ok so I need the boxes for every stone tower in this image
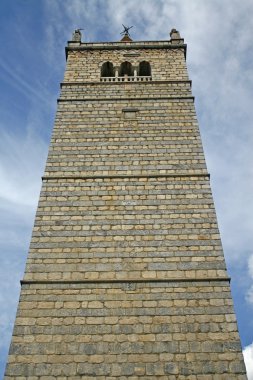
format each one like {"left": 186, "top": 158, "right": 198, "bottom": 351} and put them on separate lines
{"left": 4, "top": 29, "right": 247, "bottom": 379}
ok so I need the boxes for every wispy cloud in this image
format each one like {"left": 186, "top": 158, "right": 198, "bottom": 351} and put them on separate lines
{"left": 246, "top": 255, "right": 253, "bottom": 306}
{"left": 0, "top": 124, "right": 48, "bottom": 374}
{"left": 0, "top": 126, "right": 47, "bottom": 206}
{"left": 0, "top": 57, "right": 53, "bottom": 108}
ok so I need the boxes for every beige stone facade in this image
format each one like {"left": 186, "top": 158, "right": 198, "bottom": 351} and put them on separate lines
{"left": 4, "top": 31, "right": 247, "bottom": 379}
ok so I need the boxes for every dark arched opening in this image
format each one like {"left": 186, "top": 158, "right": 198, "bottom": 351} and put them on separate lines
{"left": 101, "top": 61, "right": 114, "bottom": 77}
{"left": 138, "top": 61, "right": 151, "bottom": 76}
{"left": 119, "top": 61, "right": 134, "bottom": 77}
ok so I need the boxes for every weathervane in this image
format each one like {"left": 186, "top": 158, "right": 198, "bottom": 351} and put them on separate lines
{"left": 120, "top": 24, "right": 133, "bottom": 37}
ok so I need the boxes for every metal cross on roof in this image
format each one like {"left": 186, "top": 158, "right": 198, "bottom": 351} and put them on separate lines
{"left": 120, "top": 24, "right": 133, "bottom": 37}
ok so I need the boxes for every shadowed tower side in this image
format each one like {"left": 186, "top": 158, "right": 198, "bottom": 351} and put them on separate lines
{"left": 4, "top": 28, "right": 247, "bottom": 379}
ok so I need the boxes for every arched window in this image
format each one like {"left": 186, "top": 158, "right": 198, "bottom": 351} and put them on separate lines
{"left": 101, "top": 61, "right": 114, "bottom": 77}
{"left": 138, "top": 61, "right": 151, "bottom": 76}
{"left": 119, "top": 61, "right": 134, "bottom": 77}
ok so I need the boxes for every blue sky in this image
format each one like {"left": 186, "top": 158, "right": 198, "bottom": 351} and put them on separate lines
{"left": 0, "top": 0, "right": 253, "bottom": 378}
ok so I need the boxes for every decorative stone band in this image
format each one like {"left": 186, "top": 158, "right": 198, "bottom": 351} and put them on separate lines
{"left": 65, "top": 42, "right": 187, "bottom": 59}
{"left": 20, "top": 277, "right": 231, "bottom": 285}
{"left": 60, "top": 79, "right": 192, "bottom": 86}
{"left": 57, "top": 95, "right": 195, "bottom": 102}
{"left": 41, "top": 173, "right": 210, "bottom": 181}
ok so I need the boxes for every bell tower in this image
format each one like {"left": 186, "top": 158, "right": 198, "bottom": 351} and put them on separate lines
{"left": 4, "top": 28, "right": 247, "bottom": 379}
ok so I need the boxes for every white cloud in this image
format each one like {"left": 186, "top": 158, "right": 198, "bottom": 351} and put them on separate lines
{"left": 0, "top": 128, "right": 47, "bottom": 207}
{"left": 0, "top": 111, "right": 48, "bottom": 256}
{"left": 247, "top": 288, "right": 253, "bottom": 306}
{"left": 249, "top": 256, "right": 253, "bottom": 278}
{"left": 243, "top": 343, "right": 253, "bottom": 380}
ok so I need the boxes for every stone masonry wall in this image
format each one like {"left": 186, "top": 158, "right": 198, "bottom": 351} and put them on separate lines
{"left": 4, "top": 40, "right": 247, "bottom": 379}
{"left": 45, "top": 97, "right": 205, "bottom": 177}
{"left": 24, "top": 176, "right": 226, "bottom": 282}
{"left": 6, "top": 281, "right": 245, "bottom": 379}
